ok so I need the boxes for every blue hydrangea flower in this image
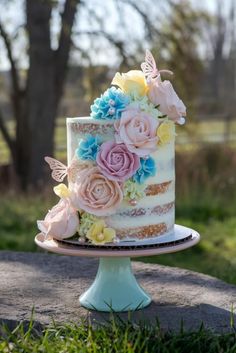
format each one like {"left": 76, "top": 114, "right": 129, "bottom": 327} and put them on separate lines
{"left": 133, "top": 157, "right": 156, "bottom": 184}
{"left": 91, "top": 87, "right": 130, "bottom": 120}
{"left": 76, "top": 134, "right": 101, "bottom": 161}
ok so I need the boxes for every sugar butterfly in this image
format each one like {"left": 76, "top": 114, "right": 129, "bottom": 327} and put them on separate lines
{"left": 44, "top": 157, "right": 68, "bottom": 182}
{"left": 45, "top": 156, "right": 93, "bottom": 183}
{"left": 141, "top": 49, "right": 173, "bottom": 81}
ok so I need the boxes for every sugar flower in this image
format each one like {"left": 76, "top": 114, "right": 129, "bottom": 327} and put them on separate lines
{"left": 134, "top": 95, "right": 161, "bottom": 119}
{"left": 148, "top": 79, "right": 186, "bottom": 122}
{"left": 133, "top": 156, "right": 156, "bottom": 184}
{"left": 91, "top": 87, "right": 130, "bottom": 120}
{"left": 123, "top": 179, "right": 146, "bottom": 202}
{"left": 70, "top": 166, "right": 123, "bottom": 216}
{"left": 115, "top": 105, "right": 159, "bottom": 157}
{"left": 76, "top": 134, "right": 101, "bottom": 161}
{"left": 53, "top": 183, "right": 70, "bottom": 198}
{"left": 96, "top": 141, "right": 140, "bottom": 182}
{"left": 37, "top": 199, "right": 79, "bottom": 240}
{"left": 78, "top": 213, "right": 99, "bottom": 237}
{"left": 86, "top": 220, "right": 116, "bottom": 245}
{"left": 112, "top": 70, "right": 148, "bottom": 97}
{"left": 157, "top": 120, "right": 175, "bottom": 144}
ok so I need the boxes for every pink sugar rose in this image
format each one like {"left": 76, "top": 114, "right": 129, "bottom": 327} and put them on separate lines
{"left": 96, "top": 141, "right": 140, "bottom": 182}
{"left": 71, "top": 166, "right": 123, "bottom": 216}
{"left": 115, "top": 106, "right": 159, "bottom": 157}
{"left": 37, "top": 199, "right": 79, "bottom": 240}
{"left": 148, "top": 79, "right": 186, "bottom": 121}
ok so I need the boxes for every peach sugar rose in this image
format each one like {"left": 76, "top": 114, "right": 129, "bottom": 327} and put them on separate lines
{"left": 71, "top": 166, "right": 123, "bottom": 216}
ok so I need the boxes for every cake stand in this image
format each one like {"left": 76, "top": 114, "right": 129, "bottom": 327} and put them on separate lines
{"left": 35, "top": 224, "right": 200, "bottom": 312}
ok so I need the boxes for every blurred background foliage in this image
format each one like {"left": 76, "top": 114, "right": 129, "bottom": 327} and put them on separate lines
{"left": 0, "top": 0, "right": 236, "bottom": 284}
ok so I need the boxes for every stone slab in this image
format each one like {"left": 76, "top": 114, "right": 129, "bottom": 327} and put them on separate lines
{"left": 0, "top": 251, "right": 236, "bottom": 333}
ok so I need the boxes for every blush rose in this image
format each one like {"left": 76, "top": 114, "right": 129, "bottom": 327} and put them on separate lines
{"left": 148, "top": 79, "right": 186, "bottom": 121}
{"left": 115, "top": 105, "right": 159, "bottom": 157}
{"left": 37, "top": 199, "right": 79, "bottom": 240}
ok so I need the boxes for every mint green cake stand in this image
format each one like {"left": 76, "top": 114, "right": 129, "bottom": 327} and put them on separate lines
{"left": 35, "top": 225, "right": 200, "bottom": 312}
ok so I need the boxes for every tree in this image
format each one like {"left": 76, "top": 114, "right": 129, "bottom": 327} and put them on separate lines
{"left": 201, "top": 0, "right": 236, "bottom": 112}
{"left": 0, "top": 0, "right": 79, "bottom": 189}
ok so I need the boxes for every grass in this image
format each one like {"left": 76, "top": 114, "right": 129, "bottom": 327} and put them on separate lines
{"left": 1, "top": 317, "right": 236, "bottom": 353}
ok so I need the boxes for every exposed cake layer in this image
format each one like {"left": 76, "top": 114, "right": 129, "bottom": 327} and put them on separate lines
{"left": 67, "top": 117, "right": 175, "bottom": 240}
{"left": 116, "top": 223, "right": 168, "bottom": 239}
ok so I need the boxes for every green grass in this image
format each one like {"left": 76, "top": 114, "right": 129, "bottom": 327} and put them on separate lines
{"left": 0, "top": 193, "right": 55, "bottom": 252}
{"left": 1, "top": 317, "right": 236, "bottom": 353}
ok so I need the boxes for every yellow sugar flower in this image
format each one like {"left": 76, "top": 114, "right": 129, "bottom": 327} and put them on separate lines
{"left": 86, "top": 220, "right": 116, "bottom": 245}
{"left": 112, "top": 70, "right": 148, "bottom": 97}
{"left": 53, "top": 183, "right": 70, "bottom": 198}
{"left": 157, "top": 120, "right": 175, "bottom": 145}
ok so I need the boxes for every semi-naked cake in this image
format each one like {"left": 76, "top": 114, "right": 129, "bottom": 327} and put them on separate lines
{"left": 67, "top": 117, "right": 175, "bottom": 240}
{"left": 37, "top": 50, "right": 186, "bottom": 245}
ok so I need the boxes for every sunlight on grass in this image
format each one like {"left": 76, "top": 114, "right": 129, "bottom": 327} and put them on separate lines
{"left": 1, "top": 316, "right": 236, "bottom": 353}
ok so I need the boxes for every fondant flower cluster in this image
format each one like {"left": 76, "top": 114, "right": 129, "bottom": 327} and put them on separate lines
{"left": 38, "top": 50, "right": 186, "bottom": 245}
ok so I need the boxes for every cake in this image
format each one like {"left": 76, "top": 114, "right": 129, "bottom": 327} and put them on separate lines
{"left": 37, "top": 50, "right": 186, "bottom": 245}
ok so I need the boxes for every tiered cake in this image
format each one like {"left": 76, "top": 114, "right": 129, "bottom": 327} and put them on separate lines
{"left": 37, "top": 50, "right": 186, "bottom": 245}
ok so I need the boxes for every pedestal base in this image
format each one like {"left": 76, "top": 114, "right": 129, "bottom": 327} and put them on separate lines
{"left": 35, "top": 225, "right": 200, "bottom": 312}
{"left": 79, "top": 257, "right": 151, "bottom": 312}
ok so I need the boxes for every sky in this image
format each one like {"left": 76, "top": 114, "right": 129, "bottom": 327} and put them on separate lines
{"left": 0, "top": 0, "right": 233, "bottom": 71}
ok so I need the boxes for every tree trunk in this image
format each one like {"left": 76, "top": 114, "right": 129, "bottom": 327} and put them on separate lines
{"left": 15, "top": 0, "right": 79, "bottom": 190}
{"left": 25, "top": 0, "right": 55, "bottom": 188}
{"left": 1, "top": 0, "right": 79, "bottom": 190}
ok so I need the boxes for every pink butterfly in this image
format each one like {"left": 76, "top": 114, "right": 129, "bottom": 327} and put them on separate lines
{"left": 141, "top": 49, "right": 173, "bottom": 81}
{"left": 45, "top": 156, "right": 92, "bottom": 183}
{"left": 44, "top": 157, "right": 68, "bottom": 182}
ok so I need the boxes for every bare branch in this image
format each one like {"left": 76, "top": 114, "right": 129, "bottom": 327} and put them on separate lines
{"left": 118, "top": 0, "right": 159, "bottom": 40}
{"left": 0, "top": 21, "right": 21, "bottom": 98}
{"left": 54, "top": 0, "right": 80, "bottom": 103}
{"left": 75, "top": 30, "right": 133, "bottom": 67}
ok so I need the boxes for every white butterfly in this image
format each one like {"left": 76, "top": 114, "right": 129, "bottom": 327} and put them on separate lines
{"left": 44, "top": 157, "right": 68, "bottom": 182}
{"left": 141, "top": 49, "right": 173, "bottom": 81}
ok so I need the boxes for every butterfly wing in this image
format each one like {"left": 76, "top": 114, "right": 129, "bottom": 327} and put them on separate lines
{"left": 141, "top": 49, "right": 158, "bottom": 80}
{"left": 44, "top": 156, "right": 68, "bottom": 182}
